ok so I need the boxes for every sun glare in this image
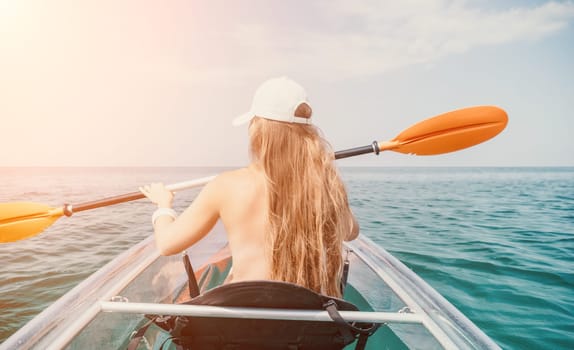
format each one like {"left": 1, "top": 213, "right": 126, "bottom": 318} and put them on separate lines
{"left": 0, "top": 0, "right": 22, "bottom": 19}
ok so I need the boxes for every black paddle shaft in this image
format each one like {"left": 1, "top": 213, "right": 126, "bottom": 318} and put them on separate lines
{"left": 335, "top": 141, "right": 380, "bottom": 160}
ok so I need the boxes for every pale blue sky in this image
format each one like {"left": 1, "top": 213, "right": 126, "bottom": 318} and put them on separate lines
{"left": 1, "top": 0, "right": 573, "bottom": 166}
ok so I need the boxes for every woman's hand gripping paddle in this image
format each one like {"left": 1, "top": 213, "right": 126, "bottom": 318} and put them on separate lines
{"left": 0, "top": 105, "right": 508, "bottom": 243}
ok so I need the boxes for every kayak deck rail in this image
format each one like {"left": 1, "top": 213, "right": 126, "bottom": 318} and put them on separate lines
{"left": 0, "top": 235, "right": 160, "bottom": 350}
{"left": 346, "top": 236, "right": 501, "bottom": 350}
{"left": 100, "top": 300, "right": 424, "bottom": 324}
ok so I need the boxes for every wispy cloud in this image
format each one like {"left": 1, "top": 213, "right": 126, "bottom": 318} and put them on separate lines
{"left": 4, "top": 1, "right": 571, "bottom": 85}
{"left": 174, "top": 0, "right": 574, "bottom": 82}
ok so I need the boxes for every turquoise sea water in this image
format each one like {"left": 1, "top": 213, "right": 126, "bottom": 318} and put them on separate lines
{"left": 0, "top": 167, "right": 573, "bottom": 349}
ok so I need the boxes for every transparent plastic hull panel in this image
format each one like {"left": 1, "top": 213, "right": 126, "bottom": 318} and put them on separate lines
{"left": 2, "top": 223, "right": 499, "bottom": 350}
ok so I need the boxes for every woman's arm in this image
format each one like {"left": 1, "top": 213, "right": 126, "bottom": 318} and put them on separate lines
{"left": 345, "top": 210, "right": 359, "bottom": 241}
{"left": 140, "top": 177, "right": 222, "bottom": 255}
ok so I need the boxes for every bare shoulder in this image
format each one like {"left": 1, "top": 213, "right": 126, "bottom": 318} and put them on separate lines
{"left": 212, "top": 167, "right": 252, "bottom": 186}
{"left": 207, "top": 168, "right": 257, "bottom": 196}
{"left": 209, "top": 167, "right": 264, "bottom": 220}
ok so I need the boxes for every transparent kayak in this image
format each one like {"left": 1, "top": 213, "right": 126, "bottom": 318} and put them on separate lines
{"left": 1, "top": 222, "right": 500, "bottom": 350}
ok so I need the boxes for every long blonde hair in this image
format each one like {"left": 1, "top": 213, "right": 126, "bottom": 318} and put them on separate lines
{"left": 248, "top": 107, "right": 353, "bottom": 297}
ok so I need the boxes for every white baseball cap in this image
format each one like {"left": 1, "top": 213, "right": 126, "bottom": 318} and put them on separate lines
{"left": 232, "top": 76, "right": 312, "bottom": 126}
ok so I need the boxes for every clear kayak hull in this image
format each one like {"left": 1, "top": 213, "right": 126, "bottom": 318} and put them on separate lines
{"left": 1, "top": 222, "right": 499, "bottom": 350}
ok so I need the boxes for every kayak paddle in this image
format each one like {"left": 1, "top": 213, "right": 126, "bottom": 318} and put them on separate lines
{"left": 0, "top": 176, "right": 216, "bottom": 243}
{"left": 335, "top": 105, "right": 507, "bottom": 158}
{"left": 0, "top": 105, "right": 507, "bottom": 243}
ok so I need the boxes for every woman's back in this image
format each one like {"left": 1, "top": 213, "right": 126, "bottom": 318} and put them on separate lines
{"left": 216, "top": 165, "right": 270, "bottom": 283}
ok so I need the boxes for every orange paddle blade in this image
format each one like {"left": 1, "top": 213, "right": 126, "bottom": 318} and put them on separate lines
{"left": 0, "top": 202, "right": 64, "bottom": 243}
{"left": 384, "top": 106, "right": 508, "bottom": 155}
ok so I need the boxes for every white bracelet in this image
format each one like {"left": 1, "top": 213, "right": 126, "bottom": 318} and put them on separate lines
{"left": 152, "top": 207, "right": 177, "bottom": 226}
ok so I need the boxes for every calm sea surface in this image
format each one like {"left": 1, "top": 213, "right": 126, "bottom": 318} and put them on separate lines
{"left": 0, "top": 167, "right": 573, "bottom": 349}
